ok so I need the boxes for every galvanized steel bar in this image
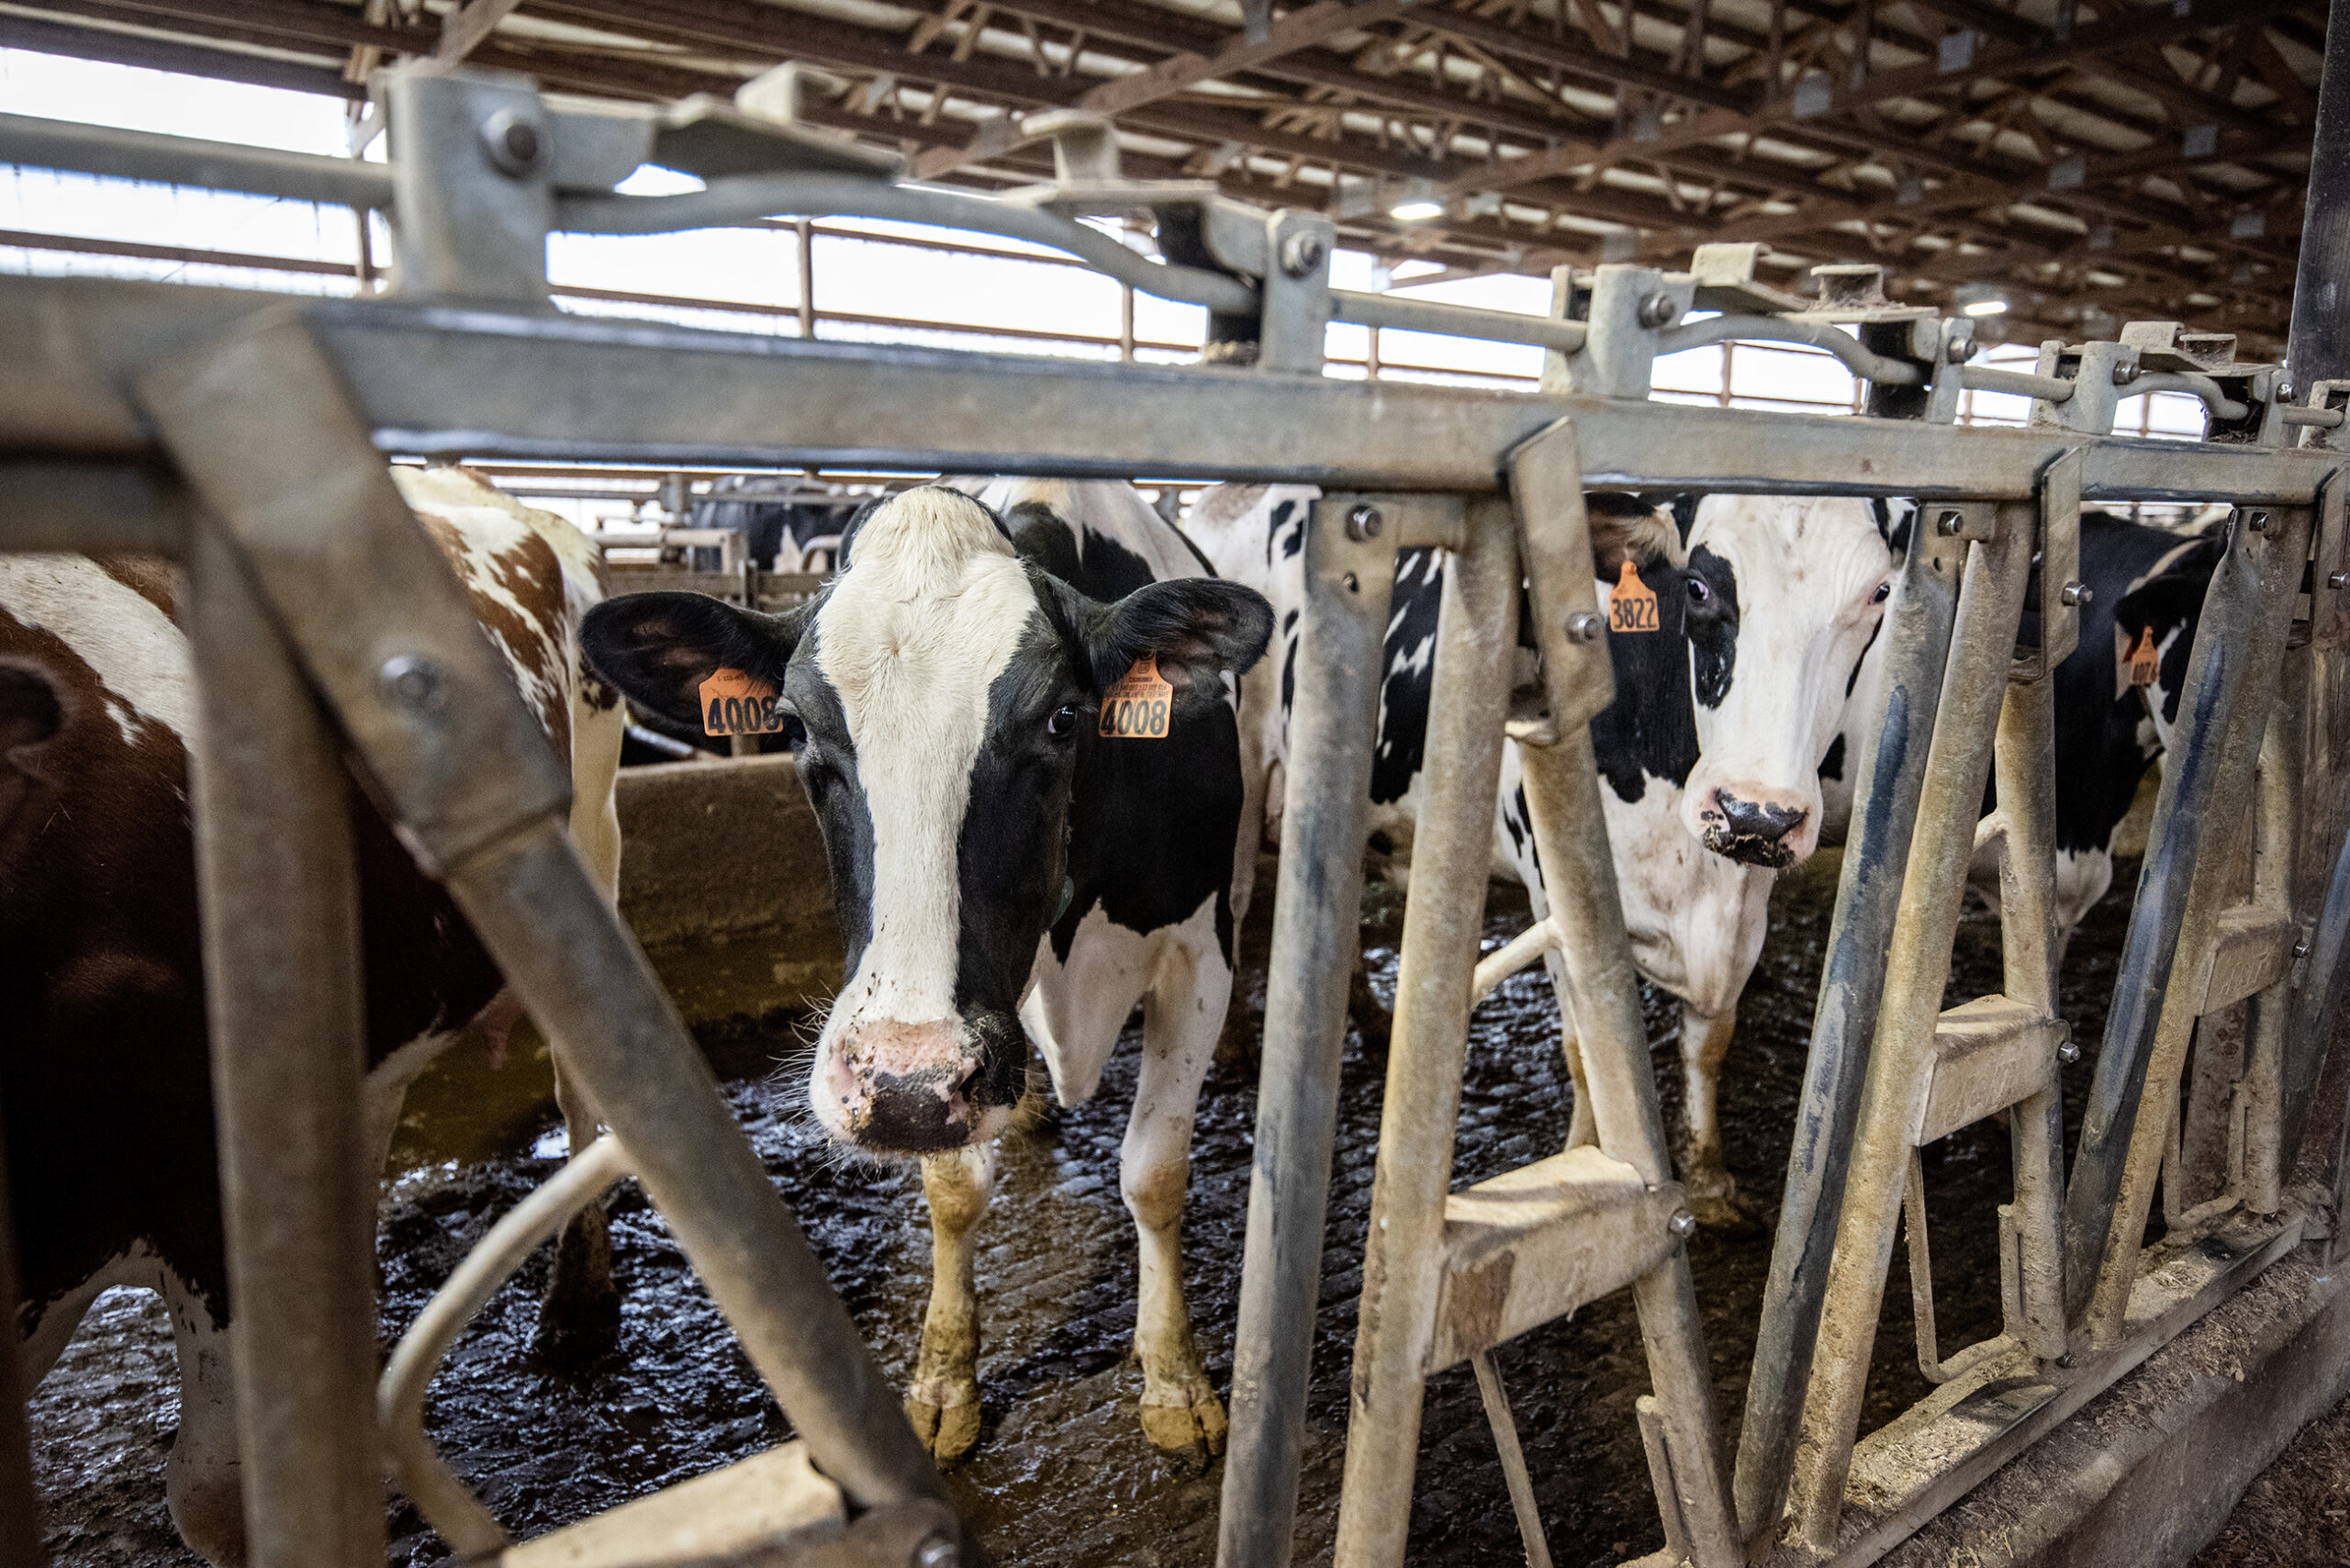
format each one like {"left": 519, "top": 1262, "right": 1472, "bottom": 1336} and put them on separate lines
{"left": 183, "top": 518, "right": 382, "bottom": 1568}
{"left": 1330, "top": 499, "right": 1521, "bottom": 1568}
{"left": 2060, "top": 509, "right": 2288, "bottom": 1320}
{"left": 1217, "top": 498, "right": 1399, "bottom": 1568}
{"left": 1, "top": 279, "right": 2338, "bottom": 505}
{"left": 139, "top": 317, "right": 960, "bottom": 1533}
{"left": 1785, "top": 503, "right": 2036, "bottom": 1550}
{"left": 1732, "top": 514, "right": 1964, "bottom": 1538}
{"left": 1988, "top": 663, "right": 2069, "bottom": 1363}
{"left": 2072, "top": 507, "right": 2314, "bottom": 1344}
{"left": 0, "top": 111, "right": 397, "bottom": 209}
{"left": 1515, "top": 727, "right": 1740, "bottom": 1568}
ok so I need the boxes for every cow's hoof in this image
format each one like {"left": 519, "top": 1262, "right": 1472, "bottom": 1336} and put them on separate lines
{"left": 1139, "top": 1378, "right": 1228, "bottom": 1462}
{"left": 532, "top": 1208, "right": 621, "bottom": 1362}
{"left": 1682, "top": 1170, "right": 1765, "bottom": 1234}
{"left": 905, "top": 1386, "right": 983, "bottom": 1464}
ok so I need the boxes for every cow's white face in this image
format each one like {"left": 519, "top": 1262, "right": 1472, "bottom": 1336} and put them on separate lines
{"left": 582, "top": 487, "right": 1271, "bottom": 1157}
{"left": 1678, "top": 497, "right": 1893, "bottom": 867}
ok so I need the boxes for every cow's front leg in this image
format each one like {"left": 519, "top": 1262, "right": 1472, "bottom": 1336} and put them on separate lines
{"left": 1125, "top": 960, "right": 1227, "bottom": 1461}
{"left": 907, "top": 1142, "right": 995, "bottom": 1462}
{"left": 161, "top": 1269, "right": 246, "bottom": 1568}
{"left": 1677, "top": 1002, "right": 1757, "bottom": 1229}
{"left": 536, "top": 1060, "right": 621, "bottom": 1358}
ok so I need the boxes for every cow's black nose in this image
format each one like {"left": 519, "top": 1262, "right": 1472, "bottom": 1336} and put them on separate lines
{"left": 856, "top": 1070, "right": 969, "bottom": 1153}
{"left": 1707, "top": 791, "right": 1807, "bottom": 868}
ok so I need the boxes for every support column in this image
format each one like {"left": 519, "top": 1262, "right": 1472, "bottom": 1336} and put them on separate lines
{"left": 1218, "top": 498, "right": 1397, "bottom": 1568}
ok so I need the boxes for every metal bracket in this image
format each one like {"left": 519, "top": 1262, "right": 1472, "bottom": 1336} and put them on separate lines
{"left": 2032, "top": 340, "right": 2133, "bottom": 435}
{"left": 1257, "top": 207, "right": 1332, "bottom": 375}
{"left": 2017, "top": 447, "right": 2085, "bottom": 678}
{"left": 1505, "top": 418, "right": 1614, "bottom": 745}
{"left": 1551, "top": 263, "right": 1694, "bottom": 398}
{"left": 2299, "top": 378, "right": 2350, "bottom": 453}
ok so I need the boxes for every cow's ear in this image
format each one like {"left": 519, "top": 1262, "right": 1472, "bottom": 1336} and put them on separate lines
{"left": 2111, "top": 533, "right": 2226, "bottom": 649}
{"left": 1086, "top": 578, "right": 1273, "bottom": 692}
{"left": 581, "top": 592, "right": 810, "bottom": 729}
{"left": 1586, "top": 493, "right": 1683, "bottom": 578}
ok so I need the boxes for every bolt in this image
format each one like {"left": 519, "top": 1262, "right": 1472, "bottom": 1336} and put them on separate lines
{"left": 1279, "top": 230, "right": 1328, "bottom": 279}
{"left": 379, "top": 655, "right": 447, "bottom": 713}
{"left": 1346, "top": 503, "right": 1384, "bottom": 542}
{"left": 2242, "top": 508, "right": 2271, "bottom": 533}
{"left": 1936, "top": 508, "right": 1965, "bottom": 537}
{"left": 1635, "top": 291, "right": 1681, "bottom": 330}
{"left": 2058, "top": 1040, "right": 2081, "bottom": 1065}
{"left": 480, "top": 107, "right": 547, "bottom": 177}
{"left": 2331, "top": 571, "right": 2349, "bottom": 590}
{"left": 1947, "top": 329, "right": 1975, "bottom": 364}
{"left": 913, "top": 1533, "right": 959, "bottom": 1568}
{"left": 1341, "top": 571, "right": 1360, "bottom": 593}
{"left": 2296, "top": 937, "right": 2313, "bottom": 960}
{"left": 1565, "top": 610, "right": 1604, "bottom": 643}
{"left": 2059, "top": 580, "right": 2092, "bottom": 607}
{"left": 2112, "top": 361, "right": 2139, "bottom": 386}
{"left": 1667, "top": 1208, "right": 1698, "bottom": 1240}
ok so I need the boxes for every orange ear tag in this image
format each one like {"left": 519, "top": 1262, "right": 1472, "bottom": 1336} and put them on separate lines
{"left": 1608, "top": 558, "right": 1660, "bottom": 634}
{"left": 1099, "top": 655, "right": 1174, "bottom": 739}
{"left": 699, "top": 666, "right": 788, "bottom": 736}
{"left": 2123, "top": 626, "right": 2161, "bottom": 689}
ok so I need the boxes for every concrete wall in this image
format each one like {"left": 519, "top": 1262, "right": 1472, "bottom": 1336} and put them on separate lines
{"left": 615, "top": 754, "right": 845, "bottom": 1021}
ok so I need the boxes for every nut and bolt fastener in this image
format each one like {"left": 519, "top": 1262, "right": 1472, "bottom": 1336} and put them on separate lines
{"left": 1280, "top": 230, "right": 1328, "bottom": 278}
{"left": 1635, "top": 291, "right": 1681, "bottom": 329}
{"left": 2247, "top": 509, "right": 2271, "bottom": 532}
{"left": 1936, "top": 509, "right": 1964, "bottom": 537}
{"left": 1667, "top": 1208, "right": 1698, "bottom": 1240}
{"left": 2059, "top": 581, "right": 2092, "bottom": 607}
{"left": 2296, "top": 937, "right": 2313, "bottom": 960}
{"left": 2058, "top": 1041, "right": 2081, "bottom": 1065}
{"left": 2112, "top": 362, "right": 2139, "bottom": 386}
{"left": 480, "top": 108, "right": 547, "bottom": 177}
{"left": 1566, "top": 610, "right": 1605, "bottom": 643}
{"left": 379, "top": 655, "right": 448, "bottom": 713}
{"left": 2332, "top": 571, "right": 2350, "bottom": 590}
{"left": 1346, "top": 503, "right": 1384, "bottom": 541}
{"left": 913, "top": 1533, "right": 958, "bottom": 1568}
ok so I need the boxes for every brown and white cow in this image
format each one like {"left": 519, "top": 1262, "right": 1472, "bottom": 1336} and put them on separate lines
{"left": 1, "top": 465, "right": 623, "bottom": 1566}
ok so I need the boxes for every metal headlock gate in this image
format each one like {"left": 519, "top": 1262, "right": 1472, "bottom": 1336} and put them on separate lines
{"left": 4, "top": 19, "right": 2350, "bottom": 1568}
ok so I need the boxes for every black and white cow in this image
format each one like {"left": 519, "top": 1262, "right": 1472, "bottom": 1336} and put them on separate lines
{"left": 1189, "top": 485, "right": 1899, "bottom": 1223}
{"left": 1193, "top": 488, "right": 2226, "bottom": 1224}
{"left": 2, "top": 466, "right": 625, "bottom": 1566}
{"left": 581, "top": 481, "right": 1272, "bottom": 1463}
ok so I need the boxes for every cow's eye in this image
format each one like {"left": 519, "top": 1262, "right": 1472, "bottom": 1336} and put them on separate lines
{"left": 1046, "top": 703, "right": 1080, "bottom": 738}
{"left": 1685, "top": 576, "right": 1711, "bottom": 605}
{"left": 1871, "top": 581, "right": 1892, "bottom": 604}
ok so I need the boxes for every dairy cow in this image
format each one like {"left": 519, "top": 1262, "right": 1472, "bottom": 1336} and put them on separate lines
{"left": 1188, "top": 485, "right": 1897, "bottom": 1223}
{"left": 1, "top": 465, "right": 624, "bottom": 1566}
{"left": 582, "top": 481, "right": 1271, "bottom": 1463}
{"left": 1196, "top": 489, "right": 2226, "bottom": 1223}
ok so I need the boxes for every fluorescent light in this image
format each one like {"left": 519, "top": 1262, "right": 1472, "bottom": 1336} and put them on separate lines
{"left": 1963, "top": 297, "right": 2009, "bottom": 317}
{"left": 1390, "top": 197, "right": 1445, "bottom": 222}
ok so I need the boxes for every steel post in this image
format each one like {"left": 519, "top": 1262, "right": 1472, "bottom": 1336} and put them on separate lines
{"left": 1786, "top": 504, "right": 2035, "bottom": 1550}
{"left": 2073, "top": 508, "right": 2313, "bottom": 1343}
{"left": 1330, "top": 501, "right": 1521, "bottom": 1568}
{"left": 1217, "top": 498, "right": 1398, "bottom": 1568}
{"left": 1733, "top": 512, "right": 1964, "bottom": 1537}
{"left": 140, "top": 319, "right": 959, "bottom": 1535}
{"left": 1988, "top": 665, "right": 2069, "bottom": 1361}
{"left": 1516, "top": 727, "right": 1740, "bottom": 1568}
{"left": 183, "top": 519, "right": 382, "bottom": 1568}
{"left": 2287, "top": 0, "right": 2350, "bottom": 397}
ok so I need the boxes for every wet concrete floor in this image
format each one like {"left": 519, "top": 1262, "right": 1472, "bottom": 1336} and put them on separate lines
{"left": 25, "top": 848, "right": 2195, "bottom": 1566}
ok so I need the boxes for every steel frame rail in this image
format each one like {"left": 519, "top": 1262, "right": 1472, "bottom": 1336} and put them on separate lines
{"left": 4, "top": 50, "right": 2350, "bottom": 1568}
